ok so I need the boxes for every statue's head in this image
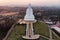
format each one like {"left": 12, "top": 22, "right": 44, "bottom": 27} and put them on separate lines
{"left": 28, "top": 3, "right": 32, "bottom": 8}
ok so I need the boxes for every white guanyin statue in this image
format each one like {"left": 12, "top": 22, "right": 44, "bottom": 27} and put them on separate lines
{"left": 24, "top": 4, "right": 35, "bottom": 21}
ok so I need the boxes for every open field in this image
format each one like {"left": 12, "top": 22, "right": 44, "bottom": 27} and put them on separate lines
{"left": 0, "top": 12, "right": 18, "bottom": 16}
{"left": 7, "top": 22, "right": 59, "bottom": 40}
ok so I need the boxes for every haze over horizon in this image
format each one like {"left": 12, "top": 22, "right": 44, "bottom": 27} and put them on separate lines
{"left": 0, "top": 0, "right": 60, "bottom": 7}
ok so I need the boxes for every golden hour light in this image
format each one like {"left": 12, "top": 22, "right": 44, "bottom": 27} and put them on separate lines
{"left": 0, "top": 0, "right": 60, "bottom": 40}
{"left": 0, "top": 0, "right": 60, "bottom": 6}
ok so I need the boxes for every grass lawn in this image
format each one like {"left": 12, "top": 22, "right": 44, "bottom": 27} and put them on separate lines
{"left": 7, "top": 22, "right": 59, "bottom": 40}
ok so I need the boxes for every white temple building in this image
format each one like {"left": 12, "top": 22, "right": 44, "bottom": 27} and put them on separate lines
{"left": 51, "top": 22, "right": 60, "bottom": 33}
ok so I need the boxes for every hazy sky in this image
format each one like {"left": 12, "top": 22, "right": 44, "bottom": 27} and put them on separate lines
{"left": 0, "top": 0, "right": 60, "bottom": 7}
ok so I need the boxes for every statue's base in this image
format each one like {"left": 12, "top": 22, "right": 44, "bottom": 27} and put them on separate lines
{"left": 22, "top": 34, "right": 40, "bottom": 39}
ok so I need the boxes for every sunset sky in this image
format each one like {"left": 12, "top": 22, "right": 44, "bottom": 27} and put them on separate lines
{"left": 0, "top": 0, "right": 60, "bottom": 7}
